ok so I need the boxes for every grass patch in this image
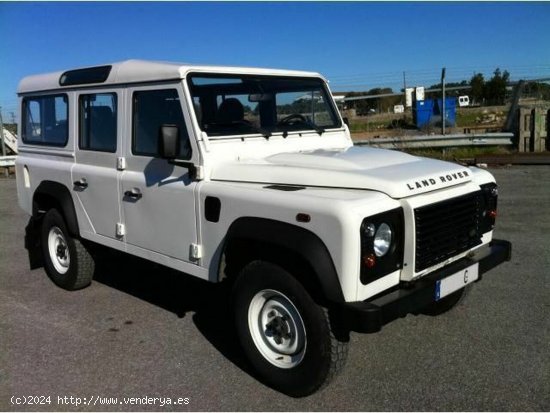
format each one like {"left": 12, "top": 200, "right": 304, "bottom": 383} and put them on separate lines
{"left": 456, "top": 111, "right": 480, "bottom": 126}
{"left": 349, "top": 115, "right": 415, "bottom": 132}
{"left": 349, "top": 121, "right": 389, "bottom": 132}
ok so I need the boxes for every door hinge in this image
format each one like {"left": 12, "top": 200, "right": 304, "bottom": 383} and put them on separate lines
{"left": 195, "top": 165, "right": 204, "bottom": 180}
{"left": 117, "top": 157, "right": 126, "bottom": 171}
{"left": 116, "top": 223, "right": 125, "bottom": 238}
{"left": 189, "top": 243, "right": 202, "bottom": 261}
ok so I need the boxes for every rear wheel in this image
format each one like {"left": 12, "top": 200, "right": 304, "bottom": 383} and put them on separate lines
{"left": 233, "top": 260, "right": 348, "bottom": 397}
{"left": 41, "top": 209, "right": 94, "bottom": 290}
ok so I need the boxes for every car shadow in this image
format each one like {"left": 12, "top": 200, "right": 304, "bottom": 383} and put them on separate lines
{"left": 91, "top": 248, "right": 260, "bottom": 381}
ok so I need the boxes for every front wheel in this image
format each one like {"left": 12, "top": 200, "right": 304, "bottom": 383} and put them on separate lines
{"left": 232, "top": 261, "right": 348, "bottom": 397}
{"left": 41, "top": 209, "right": 94, "bottom": 290}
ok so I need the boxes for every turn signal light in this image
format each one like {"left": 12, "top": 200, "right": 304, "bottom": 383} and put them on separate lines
{"left": 296, "top": 213, "right": 311, "bottom": 223}
{"left": 363, "top": 253, "right": 376, "bottom": 268}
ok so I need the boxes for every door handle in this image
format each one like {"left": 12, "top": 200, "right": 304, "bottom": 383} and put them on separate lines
{"left": 73, "top": 178, "right": 88, "bottom": 189}
{"left": 124, "top": 188, "right": 142, "bottom": 200}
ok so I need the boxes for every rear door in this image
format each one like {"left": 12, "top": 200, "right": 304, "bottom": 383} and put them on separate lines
{"left": 71, "top": 91, "right": 122, "bottom": 241}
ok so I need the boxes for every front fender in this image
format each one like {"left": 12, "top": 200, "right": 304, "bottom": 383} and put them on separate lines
{"left": 225, "top": 217, "right": 345, "bottom": 303}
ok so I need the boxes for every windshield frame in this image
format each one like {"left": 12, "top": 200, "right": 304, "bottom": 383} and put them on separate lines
{"left": 185, "top": 72, "right": 343, "bottom": 139}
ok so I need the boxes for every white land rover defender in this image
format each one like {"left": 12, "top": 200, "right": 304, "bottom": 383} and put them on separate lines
{"left": 16, "top": 60, "right": 511, "bottom": 396}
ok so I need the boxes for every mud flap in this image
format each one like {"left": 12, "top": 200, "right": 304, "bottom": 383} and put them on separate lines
{"left": 25, "top": 217, "right": 43, "bottom": 269}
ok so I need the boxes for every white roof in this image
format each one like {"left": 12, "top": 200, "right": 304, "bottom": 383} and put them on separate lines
{"left": 18, "top": 59, "right": 324, "bottom": 94}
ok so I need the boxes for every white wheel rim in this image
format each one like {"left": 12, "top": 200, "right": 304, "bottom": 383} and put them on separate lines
{"left": 47, "top": 226, "right": 70, "bottom": 274}
{"left": 248, "top": 289, "right": 306, "bottom": 369}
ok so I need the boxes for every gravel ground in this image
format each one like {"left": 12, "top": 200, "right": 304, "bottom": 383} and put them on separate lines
{"left": 0, "top": 166, "right": 548, "bottom": 411}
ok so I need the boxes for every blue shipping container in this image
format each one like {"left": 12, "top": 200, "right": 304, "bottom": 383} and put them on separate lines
{"left": 413, "top": 99, "right": 434, "bottom": 128}
{"left": 414, "top": 98, "right": 456, "bottom": 128}
{"left": 435, "top": 97, "right": 457, "bottom": 126}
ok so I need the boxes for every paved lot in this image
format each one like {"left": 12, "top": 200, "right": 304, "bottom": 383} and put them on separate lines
{"left": 0, "top": 166, "right": 548, "bottom": 411}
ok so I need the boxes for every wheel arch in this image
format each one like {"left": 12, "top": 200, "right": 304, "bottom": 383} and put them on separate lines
{"left": 32, "top": 180, "right": 79, "bottom": 237}
{"left": 221, "top": 217, "right": 345, "bottom": 304}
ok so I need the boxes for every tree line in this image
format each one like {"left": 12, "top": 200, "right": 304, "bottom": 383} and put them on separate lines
{"left": 469, "top": 68, "right": 510, "bottom": 105}
{"left": 343, "top": 67, "right": 533, "bottom": 113}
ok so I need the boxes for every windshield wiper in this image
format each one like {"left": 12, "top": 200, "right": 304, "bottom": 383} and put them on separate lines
{"left": 279, "top": 123, "right": 324, "bottom": 138}
{"left": 293, "top": 117, "right": 325, "bottom": 135}
{"left": 249, "top": 125, "right": 272, "bottom": 139}
{"left": 204, "top": 122, "right": 272, "bottom": 139}
{"left": 304, "top": 119, "right": 325, "bottom": 135}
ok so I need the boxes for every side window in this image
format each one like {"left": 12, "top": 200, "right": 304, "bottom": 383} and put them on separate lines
{"left": 22, "top": 94, "right": 68, "bottom": 146}
{"left": 132, "top": 89, "right": 191, "bottom": 159}
{"left": 79, "top": 93, "right": 117, "bottom": 152}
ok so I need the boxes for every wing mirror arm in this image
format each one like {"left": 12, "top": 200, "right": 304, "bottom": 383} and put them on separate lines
{"left": 168, "top": 159, "right": 197, "bottom": 178}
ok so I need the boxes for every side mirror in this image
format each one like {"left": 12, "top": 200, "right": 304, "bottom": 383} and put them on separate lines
{"left": 158, "top": 124, "right": 199, "bottom": 179}
{"left": 158, "top": 124, "right": 180, "bottom": 159}
{"left": 342, "top": 117, "right": 350, "bottom": 127}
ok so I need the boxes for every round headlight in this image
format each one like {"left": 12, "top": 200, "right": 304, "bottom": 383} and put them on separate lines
{"left": 374, "top": 223, "right": 392, "bottom": 257}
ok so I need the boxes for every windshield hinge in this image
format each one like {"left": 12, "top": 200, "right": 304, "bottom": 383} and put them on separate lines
{"left": 195, "top": 165, "right": 204, "bottom": 180}
{"left": 201, "top": 131, "right": 211, "bottom": 152}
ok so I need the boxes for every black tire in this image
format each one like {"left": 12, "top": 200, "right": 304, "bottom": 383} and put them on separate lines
{"left": 232, "top": 260, "right": 348, "bottom": 397}
{"left": 41, "top": 209, "right": 94, "bottom": 290}
{"left": 421, "top": 285, "right": 472, "bottom": 316}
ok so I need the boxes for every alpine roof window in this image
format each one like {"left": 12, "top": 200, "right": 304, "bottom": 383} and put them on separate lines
{"left": 59, "top": 65, "right": 112, "bottom": 86}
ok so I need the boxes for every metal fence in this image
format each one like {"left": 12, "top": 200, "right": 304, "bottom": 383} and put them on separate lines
{"left": 354, "top": 132, "right": 514, "bottom": 149}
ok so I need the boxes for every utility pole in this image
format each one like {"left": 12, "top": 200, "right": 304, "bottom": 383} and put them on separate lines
{"left": 441, "top": 67, "right": 446, "bottom": 135}
{"left": 403, "top": 71, "right": 407, "bottom": 115}
{"left": 0, "top": 106, "right": 6, "bottom": 158}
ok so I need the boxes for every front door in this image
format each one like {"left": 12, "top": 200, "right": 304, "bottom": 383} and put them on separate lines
{"left": 120, "top": 85, "right": 198, "bottom": 264}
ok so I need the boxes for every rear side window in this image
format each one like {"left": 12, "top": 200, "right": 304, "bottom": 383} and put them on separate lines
{"left": 79, "top": 93, "right": 117, "bottom": 152}
{"left": 132, "top": 89, "right": 191, "bottom": 159}
{"left": 22, "top": 94, "right": 68, "bottom": 146}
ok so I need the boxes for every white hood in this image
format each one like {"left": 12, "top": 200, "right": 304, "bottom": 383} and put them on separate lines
{"left": 211, "top": 146, "right": 473, "bottom": 198}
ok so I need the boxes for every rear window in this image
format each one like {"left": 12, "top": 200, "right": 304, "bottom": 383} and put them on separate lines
{"left": 22, "top": 94, "right": 68, "bottom": 146}
{"left": 79, "top": 93, "right": 117, "bottom": 152}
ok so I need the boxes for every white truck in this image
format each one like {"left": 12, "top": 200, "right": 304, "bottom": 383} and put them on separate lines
{"left": 16, "top": 60, "right": 511, "bottom": 397}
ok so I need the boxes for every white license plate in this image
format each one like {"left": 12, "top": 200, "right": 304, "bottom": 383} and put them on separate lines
{"left": 435, "top": 263, "right": 479, "bottom": 301}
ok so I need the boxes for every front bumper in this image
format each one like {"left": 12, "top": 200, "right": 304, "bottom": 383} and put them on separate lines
{"left": 340, "top": 239, "right": 512, "bottom": 333}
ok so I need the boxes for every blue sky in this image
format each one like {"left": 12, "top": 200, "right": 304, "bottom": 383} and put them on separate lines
{"left": 1, "top": 2, "right": 549, "bottom": 120}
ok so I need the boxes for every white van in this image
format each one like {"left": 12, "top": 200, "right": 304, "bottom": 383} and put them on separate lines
{"left": 458, "top": 95, "right": 470, "bottom": 107}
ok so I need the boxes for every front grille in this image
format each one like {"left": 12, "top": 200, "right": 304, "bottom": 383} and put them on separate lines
{"left": 414, "top": 191, "right": 482, "bottom": 272}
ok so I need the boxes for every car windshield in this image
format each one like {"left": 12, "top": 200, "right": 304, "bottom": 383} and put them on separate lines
{"left": 187, "top": 73, "right": 341, "bottom": 137}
